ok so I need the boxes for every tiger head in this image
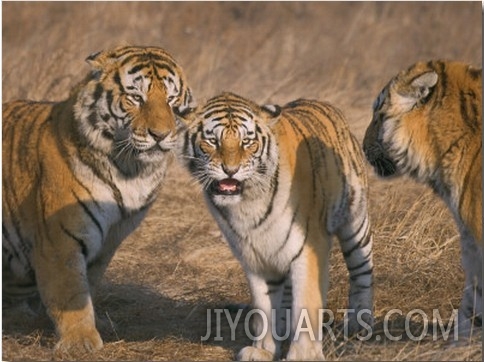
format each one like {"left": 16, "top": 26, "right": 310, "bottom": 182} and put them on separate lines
{"left": 184, "top": 92, "right": 281, "bottom": 206}
{"left": 75, "top": 45, "right": 195, "bottom": 168}
{"left": 363, "top": 60, "right": 481, "bottom": 182}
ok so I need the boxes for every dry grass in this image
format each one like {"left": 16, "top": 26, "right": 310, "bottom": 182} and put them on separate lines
{"left": 2, "top": 2, "right": 482, "bottom": 361}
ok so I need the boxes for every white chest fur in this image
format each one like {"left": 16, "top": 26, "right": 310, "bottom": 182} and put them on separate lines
{"left": 208, "top": 173, "right": 305, "bottom": 278}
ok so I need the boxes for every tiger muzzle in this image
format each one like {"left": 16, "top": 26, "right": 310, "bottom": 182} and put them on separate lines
{"left": 210, "top": 178, "right": 243, "bottom": 196}
{"left": 148, "top": 128, "right": 172, "bottom": 142}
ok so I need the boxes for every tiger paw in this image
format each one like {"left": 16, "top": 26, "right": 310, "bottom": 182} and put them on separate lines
{"left": 237, "top": 346, "right": 274, "bottom": 361}
{"left": 54, "top": 326, "right": 103, "bottom": 358}
{"left": 347, "top": 310, "right": 374, "bottom": 337}
{"left": 286, "top": 342, "right": 325, "bottom": 361}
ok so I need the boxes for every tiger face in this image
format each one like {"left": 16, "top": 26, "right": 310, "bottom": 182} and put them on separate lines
{"left": 76, "top": 45, "right": 194, "bottom": 167}
{"left": 363, "top": 60, "right": 481, "bottom": 183}
{"left": 185, "top": 92, "right": 280, "bottom": 206}
{"left": 363, "top": 65, "right": 441, "bottom": 179}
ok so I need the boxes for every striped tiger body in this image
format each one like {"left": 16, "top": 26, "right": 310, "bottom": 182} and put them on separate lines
{"left": 2, "top": 45, "right": 193, "bottom": 356}
{"left": 183, "top": 92, "right": 373, "bottom": 360}
{"left": 363, "top": 60, "right": 482, "bottom": 337}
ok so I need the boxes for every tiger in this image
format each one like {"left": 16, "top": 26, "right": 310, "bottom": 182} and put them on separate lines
{"left": 2, "top": 45, "right": 194, "bottom": 356}
{"left": 181, "top": 92, "right": 374, "bottom": 360}
{"left": 363, "top": 60, "right": 482, "bottom": 339}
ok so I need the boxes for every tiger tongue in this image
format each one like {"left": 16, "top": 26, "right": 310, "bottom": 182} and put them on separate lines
{"left": 218, "top": 179, "right": 239, "bottom": 193}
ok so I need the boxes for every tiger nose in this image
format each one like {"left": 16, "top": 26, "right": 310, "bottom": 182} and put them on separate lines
{"left": 148, "top": 128, "right": 172, "bottom": 142}
{"left": 222, "top": 164, "right": 240, "bottom": 177}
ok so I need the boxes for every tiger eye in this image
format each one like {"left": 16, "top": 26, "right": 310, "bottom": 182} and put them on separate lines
{"left": 132, "top": 94, "right": 144, "bottom": 104}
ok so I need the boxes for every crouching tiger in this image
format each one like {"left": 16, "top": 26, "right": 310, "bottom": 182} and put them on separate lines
{"left": 182, "top": 92, "right": 373, "bottom": 360}
{"left": 2, "top": 45, "right": 193, "bottom": 356}
{"left": 363, "top": 60, "right": 482, "bottom": 338}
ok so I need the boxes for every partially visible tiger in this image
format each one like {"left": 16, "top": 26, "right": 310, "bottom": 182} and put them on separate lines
{"left": 2, "top": 45, "right": 194, "bottom": 356}
{"left": 182, "top": 92, "right": 373, "bottom": 360}
{"left": 363, "top": 60, "right": 482, "bottom": 338}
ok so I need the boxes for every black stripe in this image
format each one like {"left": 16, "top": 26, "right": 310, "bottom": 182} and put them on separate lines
{"left": 284, "top": 111, "right": 317, "bottom": 196}
{"left": 127, "top": 62, "right": 151, "bottom": 75}
{"left": 290, "top": 243, "right": 304, "bottom": 264}
{"left": 347, "top": 257, "right": 371, "bottom": 272}
{"left": 459, "top": 90, "right": 479, "bottom": 133}
{"left": 436, "top": 61, "right": 447, "bottom": 108}
{"left": 349, "top": 267, "right": 373, "bottom": 281}
{"left": 75, "top": 179, "right": 102, "bottom": 210}
{"left": 188, "top": 132, "right": 200, "bottom": 174}
{"left": 290, "top": 219, "right": 310, "bottom": 265}
{"left": 119, "top": 53, "right": 143, "bottom": 66}
{"left": 76, "top": 148, "right": 126, "bottom": 217}
{"left": 106, "top": 90, "right": 119, "bottom": 119}
{"left": 92, "top": 83, "right": 104, "bottom": 106}
{"left": 36, "top": 121, "right": 51, "bottom": 233}
{"left": 71, "top": 191, "right": 104, "bottom": 239}
{"left": 340, "top": 218, "right": 367, "bottom": 243}
{"left": 207, "top": 197, "right": 242, "bottom": 242}
{"left": 256, "top": 134, "right": 268, "bottom": 167}
{"left": 2, "top": 223, "right": 27, "bottom": 270}
{"left": 254, "top": 165, "right": 279, "bottom": 228}
{"left": 87, "top": 111, "right": 99, "bottom": 128}
{"left": 458, "top": 143, "right": 481, "bottom": 215}
{"left": 349, "top": 284, "right": 373, "bottom": 294}
{"left": 266, "top": 277, "right": 286, "bottom": 286}
{"left": 274, "top": 205, "right": 299, "bottom": 254}
{"left": 17, "top": 105, "right": 49, "bottom": 171}
{"left": 342, "top": 232, "right": 371, "bottom": 259}
{"left": 113, "top": 71, "right": 125, "bottom": 93}
{"left": 61, "top": 224, "right": 88, "bottom": 257}
{"left": 203, "top": 107, "right": 235, "bottom": 120}
{"left": 152, "top": 61, "right": 177, "bottom": 76}
{"left": 467, "top": 66, "right": 481, "bottom": 81}
{"left": 434, "top": 134, "right": 466, "bottom": 172}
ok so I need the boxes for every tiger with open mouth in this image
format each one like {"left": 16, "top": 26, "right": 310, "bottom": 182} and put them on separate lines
{"left": 182, "top": 92, "right": 373, "bottom": 360}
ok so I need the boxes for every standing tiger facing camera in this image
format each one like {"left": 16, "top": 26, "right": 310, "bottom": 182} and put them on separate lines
{"left": 363, "top": 60, "right": 482, "bottom": 338}
{"left": 2, "top": 45, "right": 194, "bottom": 356}
{"left": 182, "top": 92, "right": 373, "bottom": 360}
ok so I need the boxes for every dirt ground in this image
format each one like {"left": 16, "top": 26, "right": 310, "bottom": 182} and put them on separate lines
{"left": 2, "top": 2, "right": 482, "bottom": 361}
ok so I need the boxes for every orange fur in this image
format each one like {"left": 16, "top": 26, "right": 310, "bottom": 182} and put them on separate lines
{"left": 3, "top": 45, "right": 193, "bottom": 356}
{"left": 184, "top": 93, "right": 373, "bottom": 360}
{"left": 364, "top": 60, "right": 482, "bottom": 336}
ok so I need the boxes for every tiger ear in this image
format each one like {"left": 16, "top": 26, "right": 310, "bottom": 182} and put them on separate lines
{"left": 181, "top": 105, "right": 202, "bottom": 128}
{"left": 85, "top": 49, "right": 112, "bottom": 70}
{"left": 392, "top": 71, "right": 438, "bottom": 111}
{"left": 409, "top": 71, "right": 438, "bottom": 100}
{"left": 261, "top": 104, "right": 282, "bottom": 127}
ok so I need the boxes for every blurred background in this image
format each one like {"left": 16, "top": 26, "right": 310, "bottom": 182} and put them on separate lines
{"left": 3, "top": 2, "right": 481, "bottom": 138}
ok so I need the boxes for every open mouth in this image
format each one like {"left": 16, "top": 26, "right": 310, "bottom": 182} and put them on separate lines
{"left": 210, "top": 178, "right": 243, "bottom": 196}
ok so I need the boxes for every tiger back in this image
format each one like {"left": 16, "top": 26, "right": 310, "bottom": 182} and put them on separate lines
{"left": 363, "top": 60, "right": 482, "bottom": 337}
{"left": 2, "top": 45, "right": 194, "bottom": 356}
{"left": 183, "top": 92, "right": 373, "bottom": 360}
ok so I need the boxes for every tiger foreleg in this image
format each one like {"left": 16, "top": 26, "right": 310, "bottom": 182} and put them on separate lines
{"left": 285, "top": 239, "right": 327, "bottom": 361}
{"left": 457, "top": 232, "right": 482, "bottom": 340}
{"left": 33, "top": 235, "right": 102, "bottom": 356}
{"left": 336, "top": 212, "right": 374, "bottom": 337}
{"left": 237, "top": 272, "right": 282, "bottom": 361}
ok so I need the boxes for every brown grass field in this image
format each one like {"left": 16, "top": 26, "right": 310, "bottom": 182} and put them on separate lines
{"left": 2, "top": 2, "right": 482, "bottom": 361}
